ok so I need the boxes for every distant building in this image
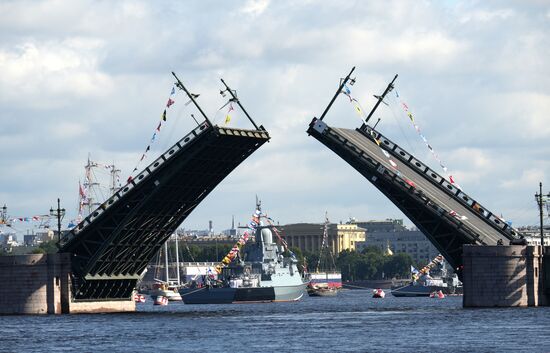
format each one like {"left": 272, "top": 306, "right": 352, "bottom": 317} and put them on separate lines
{"left": 23, "top": 233, "right": 41, "bottom": 246}
{"left": 354, "top": 219, "right": 440, "bottom": 265}
{"left": 0, "top": 232, "right": 18, "bottom": 252}
{"left": 282, "top": 222, "right": 366, "bottom": 254}
{"left": 222, "top": 216, "right": 238, "bottom": 237}
{"left": 517, "top": 225, "right": 550, "bottom": 246}
{"left": 176, "top": 234, "right": 237, "bottom": 247}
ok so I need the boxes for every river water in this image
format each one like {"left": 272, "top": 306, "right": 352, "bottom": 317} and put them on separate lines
{"left": 1, "top": 290, "right": 549, "bottom": 352}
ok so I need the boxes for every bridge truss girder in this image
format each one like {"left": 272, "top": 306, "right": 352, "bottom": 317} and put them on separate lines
{"left": 60, "top": 122, "right": 269, "bottom": 300}
{"left": 307, "top": 118, "right": 490, "bottom": 277}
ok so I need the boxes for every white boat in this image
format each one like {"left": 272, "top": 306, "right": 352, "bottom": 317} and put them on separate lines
{"left": 148, "top": 282, "right": 182, "bottom": 301}
{"left": 148, "top": 239, "right": 183, "bottom": 301}
{"left": 308, "top": 286, "right": 338, "bottom": 297}
{"left": 372, "top": 288, "right": 385, "bottom": 298}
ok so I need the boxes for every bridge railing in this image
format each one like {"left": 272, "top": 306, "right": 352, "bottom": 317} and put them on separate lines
{"left": 358, "top": 124, "right": 519, "bottom": 240}
{"left": 314, "top": 120, "right": 487, "bottom": 246}
{"left": 59, "top": 121, "right": 212, "bottom": 247}
{"left": 60, "top": 122, "right": 270, "bottom": 248}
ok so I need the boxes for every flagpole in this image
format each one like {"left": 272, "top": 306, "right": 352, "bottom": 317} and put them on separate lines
{"left": 171, "top": 72, "right": 212, "bottom": 126}
{"left": 364, "top": 74, "right": 398, "bottom": 124}
{"left": 319, "top": 67, "right": 355, "bottom": 121}
{"left": 220, "top": 79, "right": 260, "bottom": 130}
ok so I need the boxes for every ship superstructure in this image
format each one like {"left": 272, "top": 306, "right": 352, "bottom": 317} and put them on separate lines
{"left": 179, "top": 202, "right": 306, "bottom": 304}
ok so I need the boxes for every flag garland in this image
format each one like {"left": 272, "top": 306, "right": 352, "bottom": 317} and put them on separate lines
{"left": 341, "top": 85, "right": 368, "bottom": 124}
{"left": 217, "top": 97, "right": 238, "bottom": 126}
{"left": 263, "top": 214, "right": 294, "bottom": 257}
{"left": 371, "top": 130, "right": 416, "bottom": 189}
{"left": 224, "top": 103, "right": 234, "bottom": 125}
{"left": 215, "top": 208, "right": 262, "bottom": 274}
{"left": 412, "top": 254, "right": 444, "bottom": 281}
{"left": 394, "top": 91, "right": 461, "bottom": 190}
{"left": 127, "top": 85, "right": 178, "bottom": 183}
{"left": 341, "top": 85, "right": 416, "bottom": 188}
{"left": 1, "top": 215, "right": 48, "bottom": 224}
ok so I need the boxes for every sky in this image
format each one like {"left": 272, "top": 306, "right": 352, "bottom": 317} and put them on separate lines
{"left": 0, "top": 0, "right": 549, "bottom": 237}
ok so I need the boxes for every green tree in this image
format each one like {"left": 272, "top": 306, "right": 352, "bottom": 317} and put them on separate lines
{"left": 303, "top": 251, "right": 319, "bottom": 273}
{"left": 184, "top": 244, "right": 203, "bottom": 261}
{"left": 384, "top": 252, "right": 413, "bottom": 279}
{"left": 287, "top": 247, "right": 306, "bottom": 273}
{"left": 360, "top": 245, "right": 384, "bottom": 256}
{"left": 337, "top": 250, "right": 363, "bottom": 281}
{"left": 31, "top": 240, "right": 58, "bottom": 254}
{"left": 358, "top": 251, "right": 386, "bottom": 279}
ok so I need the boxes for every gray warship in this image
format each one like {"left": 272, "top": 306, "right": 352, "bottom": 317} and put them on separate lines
{"left": 179, "top": 207, "right": 307, "bottom": 304}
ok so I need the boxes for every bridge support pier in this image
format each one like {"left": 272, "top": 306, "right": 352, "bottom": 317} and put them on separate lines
{"left": 0, "top": 253, "right": 135, "bottom": 314}
{"left": 463, "top": 245, "right": 549, "bottom": 307}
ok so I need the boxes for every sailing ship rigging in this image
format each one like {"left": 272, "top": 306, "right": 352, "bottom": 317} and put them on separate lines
{"left": 77, "top": 155, "right": 121, "bottom": 221}
{"left": 307, "top": 212, "right": 342, "bottom": 297}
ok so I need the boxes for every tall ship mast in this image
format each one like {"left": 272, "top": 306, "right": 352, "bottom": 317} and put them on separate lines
{"left": 78, "top": 155, "right": 121, "bottom": 220}
{"left": 307, "top": 212, "right": 342, "bottom": 297}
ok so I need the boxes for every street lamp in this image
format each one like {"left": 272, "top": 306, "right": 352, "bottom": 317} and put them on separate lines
{"left": 535, "top": 182, "right": 550, "bottom": 297}
{"left": 535, "top": 182, "right": 550, "bottom": 254}
{"left": 1, "top": 204, "right": 7, "bottom": 224}
{"left": 50, "top": 198, "right": 66, "bottom": 247}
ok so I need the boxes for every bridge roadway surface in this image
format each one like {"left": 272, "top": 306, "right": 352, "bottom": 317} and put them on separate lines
{"left": 333, "top": 126, "right": 509, "bottom": 245}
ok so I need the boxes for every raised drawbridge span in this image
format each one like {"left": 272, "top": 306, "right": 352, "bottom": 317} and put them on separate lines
{"left": 307, "top": 68, "right": 519, "bottom": 276}
{"left": 59, "top": 75, "right": 269, "bottom": 300}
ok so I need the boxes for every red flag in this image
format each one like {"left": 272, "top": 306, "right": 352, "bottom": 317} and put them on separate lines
{"left": 79, "top": 182, "right": 87, "bottom": 200}
{"left": 156, "top": 122, "right": 161, "bottom": 132}
{"left": 166, "top": 98, "right": 175, "bottom": 108}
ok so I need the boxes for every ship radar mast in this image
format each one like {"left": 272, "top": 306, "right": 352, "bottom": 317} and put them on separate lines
{"left": 255, "top": 195, "right": 261, "bottom": 213}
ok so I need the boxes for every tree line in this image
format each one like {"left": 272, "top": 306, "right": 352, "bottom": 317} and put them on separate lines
{"left": 10, "top": 239, "right": 414, "bottom": 281}
{"left": 289, "top": 245, "right": 413, "bottom": 281}
{"left": 165, "top": 242, "right": 414, "bottom": 281}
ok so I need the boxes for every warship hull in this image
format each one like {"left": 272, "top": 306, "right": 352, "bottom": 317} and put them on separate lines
{"left": 180, "top": 283, "right": 306, "bottom": 304}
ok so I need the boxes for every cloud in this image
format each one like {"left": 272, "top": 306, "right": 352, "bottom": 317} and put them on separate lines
{"left": 500, "top": 168, "right": 545, "bottom": 189}
{"left": 241, "top": 0, "right": 270, "bottom": 16}
{"left": 0, "top": 0, "right": 548, "bottom": 236}
{"left": 459, "top": 8, "right": 515, "bottom": 23}
{"left": 0, "top": 39, "right": 113, "bottom": 108}
{"left": 49, "top": 122, "right": 88, "bottom": 140}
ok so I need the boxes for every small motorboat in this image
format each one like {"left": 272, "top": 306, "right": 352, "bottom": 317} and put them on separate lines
{"left": 149, "top": 282, "right": 183, "bottom": 301}
{"left": 372, "top": 288, "right": 385, "bottom": 298}
{"left": 308, "top": 286, "right": 338, "bottom": 297}
{"left": 430, "top": 290, "right": 445, "bottom": 299}
{"left": 133, "top": 293, "right": 146, "bottom": 303}
{"left": 154, "top": 295, "right": 169, "bottom": 306}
